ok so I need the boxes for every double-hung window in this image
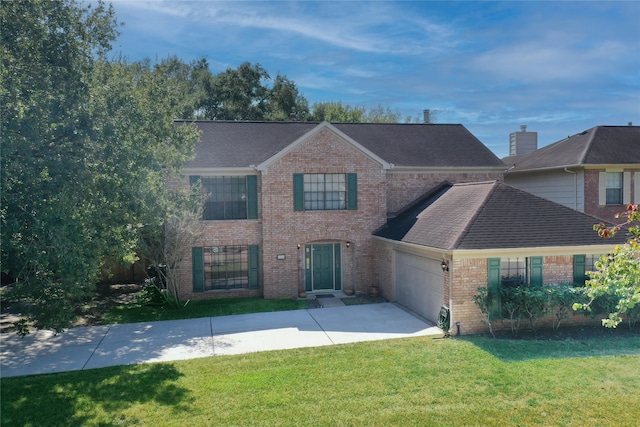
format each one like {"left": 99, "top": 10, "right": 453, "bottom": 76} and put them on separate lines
{"left": 599, "top": 171, "right": 630, "bottom": 206}
{"left": 190, "top": 175, "right": 258, "bottom": 220}
{"left": 293, "top": 173, "right": 357, "bottom": 211}
{"left": 605, "top": 172, "right": 623, "bottom": 205}
{"left": 487, "top": 257, "right": 543, "bottom": 319}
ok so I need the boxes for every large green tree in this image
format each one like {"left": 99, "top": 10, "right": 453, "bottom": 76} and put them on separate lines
{"left": 196, "top": 61, "right": 309, "bottom": 121}
{"left": 1, "top": 0, "right": 200, "bottom": 334}
{"left": 308, "top": 101, "right": 414, "bottom": 123}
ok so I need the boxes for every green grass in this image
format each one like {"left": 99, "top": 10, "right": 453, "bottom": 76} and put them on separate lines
{"left": 102, "top": 297, "right": 309, "bottom": 324}
{"left": 2, "top": 335, "right": 639, "bottom": 426}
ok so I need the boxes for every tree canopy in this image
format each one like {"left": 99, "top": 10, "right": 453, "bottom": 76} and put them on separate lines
{"left": 1, "top": 0, "right": 200, "bottom": 333}
{"left": 575, "top": 204, "right": 640, "bottom": 327}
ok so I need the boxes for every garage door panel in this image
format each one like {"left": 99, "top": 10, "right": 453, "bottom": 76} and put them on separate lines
{"left": 395, "top": 251, "right": 445, "bottom": 324}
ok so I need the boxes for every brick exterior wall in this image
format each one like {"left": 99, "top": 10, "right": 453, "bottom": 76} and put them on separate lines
{"left": 261, "top": 128, "right": 387, "bottom": 298}
{"left": 584, "top": 168, "right": 640, "bottom": 223}
{"left": 386, "top": 171, "right": 503, "bottom": 214}
{"left": 449, "top": 255, "right": 604, "bottom": 335}
{"left": 372, "top": 239, "right": 393, "bottom": 299}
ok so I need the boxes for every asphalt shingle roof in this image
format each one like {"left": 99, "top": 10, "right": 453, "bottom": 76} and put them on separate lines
{"left": 503, "top": 125, "right": 640, "bottom": 171}
{"left": 376, "top": 181, "right": 628, "bottom": 250}
{"left": 179, "top": 121, "right": 506, "bottom": 169}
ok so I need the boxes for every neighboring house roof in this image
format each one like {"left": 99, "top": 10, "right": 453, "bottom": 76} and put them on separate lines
{"left": 375, "top": 181, "right": 628, "bottom": 250}
{"left": 503, "top": 125, "right": 640, "bottom": 172}
{"left": 178, "top": 120, "right": 506, "bottom": 169}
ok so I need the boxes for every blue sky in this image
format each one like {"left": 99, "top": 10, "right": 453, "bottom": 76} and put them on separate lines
{"left": 109, "top": 0, "right": 640, "bottom": 158}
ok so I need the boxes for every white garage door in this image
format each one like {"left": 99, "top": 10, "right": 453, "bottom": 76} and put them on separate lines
{"left": 394, "top": 251, "right": 445, "bottom": 324}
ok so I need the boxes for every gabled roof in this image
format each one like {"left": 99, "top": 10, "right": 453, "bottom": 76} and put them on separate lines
{"left": 375, "top": 181, "right": 628, "bottom": 250}
{"left": 503, "top": 125, "right": 640, "bottom": 172}
{"left": 178, "top": 120, "right": 506, "bottom": 170}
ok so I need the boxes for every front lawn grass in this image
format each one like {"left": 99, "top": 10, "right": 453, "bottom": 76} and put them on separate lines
{"left": 2, "top": 334, "right": 639, "bottom": 426}
{"left": 102, "top": 296, "right": 309, "bottom": 324}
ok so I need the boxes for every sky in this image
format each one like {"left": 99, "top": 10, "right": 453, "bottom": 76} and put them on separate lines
{"left": 108, "top": 0, "right": 640, "bottom": 158}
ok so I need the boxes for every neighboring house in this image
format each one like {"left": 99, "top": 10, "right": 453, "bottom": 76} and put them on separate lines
{"left": 373, "top": 180, "right": 627, "bottom": 334}
{"left": 503, "top": 125, "right": 640, "bottom": 223}
{"left": 176, "top": 120, "right": 506, "bottom": 302}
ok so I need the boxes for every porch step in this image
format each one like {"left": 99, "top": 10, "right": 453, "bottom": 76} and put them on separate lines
{"left": 317, "top": 296, "right": 345, "bottom": 308}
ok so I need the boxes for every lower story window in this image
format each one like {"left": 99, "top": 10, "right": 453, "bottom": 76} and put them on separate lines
{"left": 574, "top": 254, "right": 602, "bottom": 285}
{"left": 501, "top": 257, "right": 528, "bottom": 286}
{"left": 487, "top": 257, "right": 543, "bottom": 319}
{"left": 205, "top": 246, "right": 248, "bottom": 290}
{"left": 192, "top": 245, "right": 259, "bottom": 291}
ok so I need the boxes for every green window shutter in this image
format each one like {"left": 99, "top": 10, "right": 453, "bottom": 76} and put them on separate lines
{"left": 189, "top": 175, "right": 201, "bottom": 187}
{"left": 334, "top": 243, "right": 342, "bottom": 290}
{"left": 192, "top": 247, "right": 204, "bottom": 292}
{"left": 530, "top": 256, "right": 543, "bottom": 286}
{"left": 293, "top": 173, "right": 304, "bottom": 211}
{"left": 487, "top": 258, "right": 501, "bottom": 320}
{"left": 248, "top": 245, "right": 260, "bottom": 289}
{"left": 573, "top": 255, "right": 586, "bottom": 285}
{"left": 347, "top": 173, "right": 357, "bottom": 210}
{"left": 247, "top": 175, "right": 258, "bottom": 219}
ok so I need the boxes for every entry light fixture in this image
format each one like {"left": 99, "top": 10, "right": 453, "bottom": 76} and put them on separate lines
{"left": 441, "top": 259, "right": 449, "bottom": 272}
{"left": 346, "top": 241, "right": 351, "bottom": 248}
{"left": 297, "top": 244, "right": 301, "bottom": 250}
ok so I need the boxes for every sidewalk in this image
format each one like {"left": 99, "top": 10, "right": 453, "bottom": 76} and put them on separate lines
{"left": 0, "top": 303, "right": 441, "bottom": 378}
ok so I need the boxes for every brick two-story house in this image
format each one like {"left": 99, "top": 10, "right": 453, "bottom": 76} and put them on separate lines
{"left": 503, "top": 125, "right": 640, "bottom": 224}
{"left": 174, "top": 120, "right": 628, "bottom": 334}
{"left": 176, "top": 120, "right": 506, "bottom": 303}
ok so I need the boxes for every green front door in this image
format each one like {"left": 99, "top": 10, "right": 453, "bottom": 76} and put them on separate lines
{"left": 305, "top": 244, "right": 342, "bottom": 291}
{"left": 313, "top": 244, "right": 334, "bottom": 290}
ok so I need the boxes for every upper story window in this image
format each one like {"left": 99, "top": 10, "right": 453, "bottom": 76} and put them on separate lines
{"left": 605, "top": 172, "right": 623, "bottom": 205}
{"left": 190, "top": 175, "right": 258, "bottom": 220}
{"left": 304, "top": 174, "right": 346, "bottom": 210}
{"left": 293, "top": 173, "right": 357, "bottom": 211}
{"left": 599, "top": 171, "right": 630, "bottom": 206}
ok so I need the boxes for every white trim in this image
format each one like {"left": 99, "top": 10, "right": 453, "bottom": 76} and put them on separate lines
{"left": 256, "top": 122, "right": 391, "bottom": 171}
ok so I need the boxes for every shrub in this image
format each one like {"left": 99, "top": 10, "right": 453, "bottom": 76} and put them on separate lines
{"left": 472, "top": 287, "right": 495, "bottom": 337}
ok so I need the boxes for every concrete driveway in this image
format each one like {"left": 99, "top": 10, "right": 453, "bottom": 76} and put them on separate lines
{"left": 0, "top": 303, "right": 441, "bottom": 378}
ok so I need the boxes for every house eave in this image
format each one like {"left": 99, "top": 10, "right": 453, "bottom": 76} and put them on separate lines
{"left": 387, "top": 166, "right": 506, "bottom": 174}
{"left": 373, "top": 235, "right": 619, "bottom": 259}
{"left": 182, "top": 166, "right": 258, "bottom": 176}
{"left": 451, "top": 244, "right": 620, "bottom": 259}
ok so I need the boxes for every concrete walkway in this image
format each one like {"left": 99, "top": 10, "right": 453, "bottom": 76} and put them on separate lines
{"left": 0, "top": 303, "right": 441, "bottom": 378}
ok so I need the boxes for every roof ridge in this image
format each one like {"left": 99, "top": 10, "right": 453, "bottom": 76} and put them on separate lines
{"left": 449, "top": 181, "right": 498, "bottom": 249}
{"left": 577, "top": 126, "right": 599, "bottom": 164}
